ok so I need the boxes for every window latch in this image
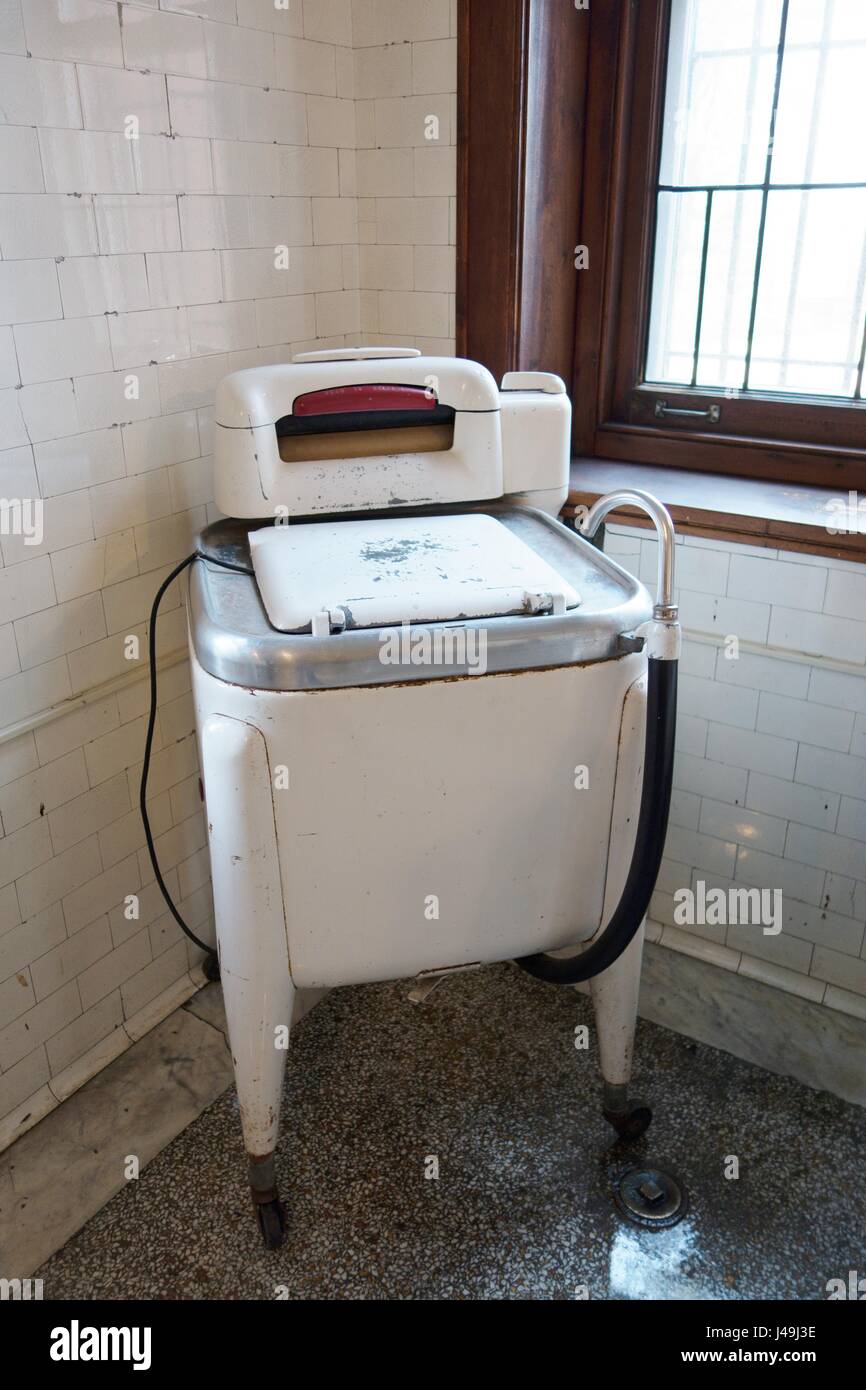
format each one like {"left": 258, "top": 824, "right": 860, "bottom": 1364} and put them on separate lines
{"left": 654, "top": 400, "right": 721, "bottom": 423}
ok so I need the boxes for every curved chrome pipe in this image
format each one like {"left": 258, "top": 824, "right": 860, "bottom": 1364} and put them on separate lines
{"left": 578, "top": 489, "right": 677, "bottom": 619}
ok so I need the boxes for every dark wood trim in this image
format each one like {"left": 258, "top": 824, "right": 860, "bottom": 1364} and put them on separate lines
{"left": 455, "top": 0, "right": 529, "bottom": 380}
{"left": 456, "top": 0, "right": 588, "bottom": 386}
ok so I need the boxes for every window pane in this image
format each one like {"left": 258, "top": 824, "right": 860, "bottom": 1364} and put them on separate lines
{"left": 646, "top": 0, "right": 866, "bottom": 400}
{"left": 695, "top": 191, "right": 763, "bottom": 388}
{"left": 658, "top": 0, "right": 781, "bottom": 187}
{"left": 646, "top": 191, "right": 707, "bottom": 384}
{"left": 749, "top": 188, "right": 866, "bottom": 396}
{"left": 772, "top": 1, "right": 866, "bottom": 183}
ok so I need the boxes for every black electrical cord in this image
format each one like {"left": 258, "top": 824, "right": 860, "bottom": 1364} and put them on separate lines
{"left": 515, "top": 654, "right": 678, "bottom": 985}
{"left": 140, "top": 550, "right": 254, "bottom": 970}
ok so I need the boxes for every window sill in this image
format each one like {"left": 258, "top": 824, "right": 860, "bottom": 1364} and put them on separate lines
{"left": 567, "top": 459, "right": 866, "bottom": 563}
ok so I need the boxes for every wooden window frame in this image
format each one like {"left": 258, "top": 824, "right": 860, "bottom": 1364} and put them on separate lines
{"left": 458, "top": 0, "right": 866, "bottom": 491}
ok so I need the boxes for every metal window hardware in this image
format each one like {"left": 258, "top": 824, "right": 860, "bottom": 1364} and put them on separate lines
{"left": 654, "top": 400, "right": 721, "bottom": 423}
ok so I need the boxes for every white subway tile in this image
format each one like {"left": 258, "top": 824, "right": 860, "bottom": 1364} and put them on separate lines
{"left": 90, "top": 469, "right": 172, "bottom": 539}
{"left": 0, "top": 979, "right": 80, "bottom": 1072}
{"left": 58, "top": 254, "right": 150, "bottom": 317}
{"left": 254, "top": 294, "right": 316, "bottom": 346}
{"left": 782, "top": 898, "right": 863, "bottom": 955}
{"left": 714, "top": 648, "right": 810, "bottom": 698}
{"left": 728, "top": 552, "right": 827, "bottom": 612}
{"left": 706, "top": 724, "right": 797, "bottom": 779}
{"left": 133, "top": 135, "right": 213, "bottom": 195}
{"left": 786, "top": 822, "right": 866, "bottom": 884}
{"left": 94, "top": 193, "right": 181, "bottom": 254}
{"left": 354, "top": 42, "right": 412, "bottom": 100}
{"left": 768, "top": 605, "right": 866, "bottom": 663}
{"left": 699, "top": 797, "right": 786, "bottom": 855}
{"left": 412, "top": 37, "right": 456, "bottom": 94}
{"left": 122, "top": 411, "right": 199, "bottom": 476}
{"left": 18, "top": 380, "right": 84, "bottom": 444}
{"left": 678, "top": 590, "right": 771, "bottom": 644}
{"left": 14, "top": 316, "right": 113, "bottom": 385}
{"left": 307, "top": 95, "right": 355, "bottom": 147}
{"left": 51, "top": 531, "right": 138, "bottom": 604}
{"left": 0, "top": 53, "right": 81, "bottom": 127}
{"left": 413, "top": 243, "right": 455, "bottom": 292}
{"left": 0, "top": 193, "right": 97, "bottom": 257}
{"left": 735, "top": 846, "right": 825, "bottom": 906}
{"left": 376, "top": 196, "right": 450, "bottom": 244}
{"left": 187, "top": 300, "right": 257, "bottom": 355}
{"left": 0, "top": 747, "right": 87, "bottom": 833}
{"left": 0, "top": 819, "right": 56, "bottom": 895}
{"left": 746, "top": 771, "right": 839, "bottom": 832}
{"left": 74, "top": 365, "right": 162, "bottom": 432}
{"left": 853, "top": 714, "right": 866, "bottom": 760}
{"left": 679, "top": 673, "right": 758, "bottom": 730}
{"left": 48, "top": 771, "right": 130, "bottom": 857}
{"left": 157, "top": 353, "right": 228, "bottom": 413}
{"left": 145, "top": 250, "right": 222, "bottom": 308}
{"left": 21, "top": 0, "right": 122, "bottom": 65}
{"left": 0, "top": 555, "right": 55, "bottom": 625}
{"left": 0, "top": 904, "right": 66, "bottom": 992}
{"left": 34, "top": 696, "right": 119, "bottom": 766}
{"left": 248, "top": 195, "right": 312, "bottom": 247}
{"left": 108, "top": 306, "right": 190, "bottom": 370}
{"left": 203, "top": 17, "right": 274, "bottom": 86}
{"left": 0, "top": 125, "right": 43, "bottom": 192}
{"left": 756, "top": 691, "right": 854, "bottom": 752}
{"left": 674, "top": 751, "right": 748, "bottom": 810}
{"left": 837, "top": 797, "right": 866, "bottom": 843}
{"left": 78, "top": 64, "right": 169, "bottom": 135}
{"left": 120, "top": 6, "right": 206, "bottom": 78}
{"left": 274, "top": 35, "right": 337, "bottom": 95}
{"left": 78, "top": 928, "right": 150, "bottom": 1009}
{"left": 808, "top": 666, "right": 866, "bottom": 714}
{"left": 726, "top": 920, "right": 812, "bottom": 974}
{"left": 40, "top": 127, "right": 138, "bottom": 196}
{"left": 352, "top": 0, "right": 450, "bottom": 47}
{"left": 794, "top": 743, "right": 866, "bottom": 799}
{"left": 664, "top": 824, "right": 737, "bottom": 877}
{"left": 675, "top": 712, "right": 707, "bottom": 756}
{"left": 0, "top": 656, "right": 72, "bottom": 728}
{"left": 236, "top": 0, "right": 302, "bottom": 35}
{"left": 14, "top": 592, "right": 105, "bottom": 669}
{"left": 374, "top": 94, "right": 451, "bottom": 147}
{"left": 179, "top": 193, "right": 252, "bottom": 250}
{"left": 0, "top": 0, "right": 25, "bottom": 55}
{"left": 824, "top": 568, "right": 866, "bottom": 620}
{"left": 279, "top": 144, "right": 339, "bottom": 196}
{"left": 811, "top": 946, "right": 866, "bottom": 998}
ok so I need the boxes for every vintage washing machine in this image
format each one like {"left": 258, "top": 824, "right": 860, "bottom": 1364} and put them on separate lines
{"left": 185, "top": 347, "right": 680, "bottom": 1248}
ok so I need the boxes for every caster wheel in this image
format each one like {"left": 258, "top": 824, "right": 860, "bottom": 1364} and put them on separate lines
{"left": 604, "top": 1099, "right": 653, "bottom": 1142}
{"left": 202, "top": 953, "right": 221, "bottom": 983}
{"left": 255, "top": 1198, "right": 286, "bottom": 1250}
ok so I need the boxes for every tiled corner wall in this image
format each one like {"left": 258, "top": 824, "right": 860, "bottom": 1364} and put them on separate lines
{"left": 0, "top": 0, "right": 380, "bottom": 1151}
{"left": 352, "top": 0, "right": 457, "bottom": 351}
{"left": 604, "top": 524, "right": 866, "bottom": 1024}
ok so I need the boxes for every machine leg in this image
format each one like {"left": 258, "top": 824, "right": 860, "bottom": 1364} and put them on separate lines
{"left": 200, "top": 714, "right": 296, "bottom": 1249}
{"left": 589, "top": 923, "right": 652, "bottom": 1141}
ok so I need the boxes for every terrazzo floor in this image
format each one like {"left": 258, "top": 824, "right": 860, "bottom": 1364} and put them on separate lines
{"left": 37, "top": 963, "right": 866, "bottom": 1301}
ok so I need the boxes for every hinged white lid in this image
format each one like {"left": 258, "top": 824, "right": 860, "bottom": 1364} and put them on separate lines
{"left": 248, "top": 514, "right": 580, "bottom": 633}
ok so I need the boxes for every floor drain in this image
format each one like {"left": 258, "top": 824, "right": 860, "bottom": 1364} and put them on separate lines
{"left": 613, "top": 1165, "right": 689, "bottom": 1230}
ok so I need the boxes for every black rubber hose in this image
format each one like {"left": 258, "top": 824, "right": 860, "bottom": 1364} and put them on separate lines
{"left": 515, "top": 654, "right": 678, "bottom": 985}
{"left": 140, "top": 550, "right": 253, "bottom": 967}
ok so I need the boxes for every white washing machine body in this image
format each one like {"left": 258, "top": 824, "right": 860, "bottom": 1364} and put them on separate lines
{"left": 186, "top": 348, "right": 666, "bottom": 1244}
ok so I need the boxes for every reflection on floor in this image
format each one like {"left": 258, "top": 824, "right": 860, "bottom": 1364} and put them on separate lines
{"left": 37, "top": 964, "right": 865, "bottom": 1301}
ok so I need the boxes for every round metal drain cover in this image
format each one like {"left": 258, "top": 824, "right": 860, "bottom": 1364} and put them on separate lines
{"left": 613, "top": 1166, "right": 688, "bottom": 1230}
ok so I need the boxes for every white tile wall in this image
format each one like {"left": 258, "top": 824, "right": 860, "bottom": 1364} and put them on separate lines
{"left": 0, "top": 0, "right": 424, "bottom": 1146}
{"left": 605, "top": 523, "right": 866, "bottom": 1017}
{"left": 352, "top": 0, "right": 456, "bottom": 352}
